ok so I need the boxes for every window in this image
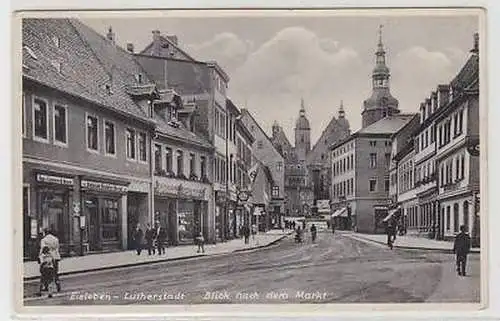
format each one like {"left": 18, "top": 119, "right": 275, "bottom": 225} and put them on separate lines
{"left": 350, "top": 154, "right": 354, "bottom": 169}
{"left": 214, "top": 157, "right": 220, "bottom": 182}
{"left": 460, "top": 155, "right": 465, "bottom": 179}
{"left": 33, "top": 98, "right": 48, "bottom": 141}
{"left": 369, "top": 179, "right": 377, "bottom": 192}
{"left": 165, "top": 148, "right": 173, "bottom": 173}
{"left": 453, "top": 203, "right": 459, "bottom": 232}
{"left": 52, "top": 35, "right": 60, "bottom": 48}
{"left": 189, "top": 153, "right": 196, "bottom": 176}
{"left": 277, "top": 162, "right": 283, "bottom": 172}
{"left": 272, "top": 186, "right": 279, "bottom": 198}
{"left": 126, "top": 129, "right": 136, "bottom": 159}
{"left": 86, "top": 115, "right": 98, "bottom": 151}
{"left": 458, "top": 110, "right": 464, "bottom": 135}
{"left": 385, "top": 153, "right": 391, "bottom": 166}
{"left": 257, "top": 140, "right": 263, "bottom": 149}
{"left": 104, "top": 121, "right": 115, "bottom": 155}
{"left": 385, "top": 178, "right": 390, "bottom": 192}
{"left": 200, "top": 156, "right": 207, "bottom": 180}
{"left": 53, "top": 104, "right": 67, "bottom": 145}
{"left": 154, "top": 144, "right": 162, "bottom": 172}
{"left": 446, "top": 206, "right": 451, "bottom": 230}
{"left": 102, "top": 199, "right": 120, "bottom": 241}
{"left": 421, "top": 133, "right": 425, "bottom": 150}
{"left": 369, "top": 153, "right": 377, "bottom": 168}
{"left": 177, "top": 150, "right": 184, "bottom": 177}
{"left": 138, "top": 132, "right": 147, "bottom": 162}
{"left": 430, "top": 126, "right": 435, "bottom": 143}
{"left": 369, "top": 141, "right": 376, "bottom": 147}
{"left": 455, "top": 157, "right": 460, "bottom": 181}
{"left": 425, "top": 130, "right": 429, "bottom": 147}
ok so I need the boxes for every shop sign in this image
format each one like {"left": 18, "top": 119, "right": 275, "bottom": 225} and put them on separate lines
{"left": 36, "top": 174, "right": 73, "bottom": 186}
{"left": 81, "top": 180, "right": 128, "bottom": 193}
{"left": 155, "top": 181, "right": 205, "bottom": 200}
{"left": 73, "top": 201, "right": 81, "bottom": 215}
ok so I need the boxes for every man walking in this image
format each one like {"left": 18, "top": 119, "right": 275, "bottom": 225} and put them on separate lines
{"left": 39, "top": 227, "right": 61, "bottom": 292}
{"left": 155, "top": 221, "right": 167, "bottom": 255}
{"left": 144, "top": 223, "right": 156, "bottom": 255}
{"left": 386, "top": 219, "right": 396, "bottom": 250}
{"left": 453, "top": 225, "right": 471, "bottom": 276}
{"left": 132, "top": 223, "right": 143, "bottom": 255}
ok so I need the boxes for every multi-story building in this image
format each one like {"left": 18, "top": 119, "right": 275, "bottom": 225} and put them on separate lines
{"left": 241, "top": 109, "right": 285, "bottom": 229}
{"left": 135, "top": 32, "right": 234, "bottom": 241}
{"left": 151, "top": 89, "right": 215, "bottom": 244}
{"left": 22, "top": 19, "right": 157, "bottom": 259}
{"left": 435, "top": 34, "right": 480, "bottom": 242}
{"left": 330, "top": 114, "right": 416, "bottom": 233}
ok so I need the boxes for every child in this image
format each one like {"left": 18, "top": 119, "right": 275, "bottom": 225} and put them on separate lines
{"left": 39, "top": 246, "right": 56, "bottom": 297}
{"left": 196, "top": 232, "right": 205, "bottom": 253}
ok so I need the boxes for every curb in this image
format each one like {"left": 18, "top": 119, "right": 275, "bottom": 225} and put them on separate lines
{"left": 346, "top": 234, "right": 480, "bottom": 254}
{"left": 23, "top": 234, "right": 291, "bottom": 282}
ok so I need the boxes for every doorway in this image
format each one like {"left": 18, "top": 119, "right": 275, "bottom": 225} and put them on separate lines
{"left": 85, "top": 197, "right": 100, "bottom": 251}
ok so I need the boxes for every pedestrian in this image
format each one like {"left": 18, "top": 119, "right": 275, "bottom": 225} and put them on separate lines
{"left": 196, "top": 232, "right": 205, "bottom": 253}
{"left": 310, "top": 224, "right": 317, "bottom": 243}
{"left": 251, "top": 224, "right": 257, "bottom": 240}
{"left": 132, "top": 223, "right": 143, "bottom": 255}
{"left": 39, "top": 227, "right": 61, "bottom": 292}
{"left": 155, "top": 221, "right": 167, "bottom": 255}
{"left": 331, "top": 221, "right": 336, "bottom": 235}
{"left": 38, "top": 246, "right": 56, "bottom": 297}
{"left": 453, "top": 225, "right": 471, "bottom": 276}
{"left": 144, "top": 223, "right": 156, "bottom": 255}
{"left": 386, "top": 219, "right": 396, "bottom": 250}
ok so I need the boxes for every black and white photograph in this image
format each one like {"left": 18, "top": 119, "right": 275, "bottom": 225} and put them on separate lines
{"left": 14, "top": 8, "right": 486, "bottom": 314}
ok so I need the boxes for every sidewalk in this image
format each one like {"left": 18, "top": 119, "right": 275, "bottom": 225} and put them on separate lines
{"left": 24, "top": 229, "right": 292, "bottom": 281}
{"left": 343, "top": 231, "right": 480, "bottom": 253}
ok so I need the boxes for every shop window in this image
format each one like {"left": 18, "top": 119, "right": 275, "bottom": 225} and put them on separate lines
{"left": 104, "top": 121, "right": 115, "bottom": 155}
{"left": 86, "top": 114, "right": 98, "bottom": 151}
{"left": 102, "top": 199, "right": 120, "bottom": 241}
{"left": 138, "top": 132, "right": 147, "bottom": 162}
{"left": 33, "top": 97, "right": 48, "bottom": 141}
{"left": 126, "top": 128, "right": 136, "bottom": 159}
{"left": 53, "top": 104, "right": 67, "bottom": 145}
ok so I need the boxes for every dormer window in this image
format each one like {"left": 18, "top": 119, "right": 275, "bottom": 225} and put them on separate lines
{"left": 135, "top": 74, "right": 143, "bottom": 83}
{"left": 105, "top": 84, "right": 113, "bottom": 95}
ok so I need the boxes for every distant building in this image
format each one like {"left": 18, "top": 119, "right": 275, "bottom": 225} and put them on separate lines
{"left": 330, "top": 114, "right": 417, "bottom": 233}
{"left": 241, "top": 109, "right": 285, "bottom": 228}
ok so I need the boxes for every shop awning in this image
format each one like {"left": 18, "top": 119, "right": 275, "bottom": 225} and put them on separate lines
{"left": 382, "top": 208, "right": 399, "bottom": 222}
{"left": 331, "top": 208, "right": 348, "bottom": 218}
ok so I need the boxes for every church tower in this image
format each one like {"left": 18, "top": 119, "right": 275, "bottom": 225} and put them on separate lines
{"left": 362, "top": 25, "right": 400, "bottom": 128}
{"left": 295, "top": 98, "right": 311, "bottom": 161}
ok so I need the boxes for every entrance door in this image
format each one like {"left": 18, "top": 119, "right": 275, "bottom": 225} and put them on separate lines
{"left": 40, "top": 190, "right": 67, "bottom": 249}
{"left": 127, "top": 196, "right": 139, "bottom": 250}
{"left": 86, "top": 197, "right": 100, "bottom": 251}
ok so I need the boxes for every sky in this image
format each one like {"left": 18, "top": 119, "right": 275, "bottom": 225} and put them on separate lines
{"left": 82, "top": 12, "right": 479, "bottom": 145}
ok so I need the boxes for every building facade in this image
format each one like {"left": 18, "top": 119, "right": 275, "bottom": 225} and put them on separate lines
{"left": 435, "top": 34, "right": 480, "bottom": 242}
{"left": 22, "top": 19, "right": 156, "bottom": 259}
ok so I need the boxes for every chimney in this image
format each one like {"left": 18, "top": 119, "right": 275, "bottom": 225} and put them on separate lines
{"left": 425, "top": 98, "right": 432, "bottom": 119}
{"left": 431, "top": 91, "right": 438, "bottom": 113}
{"left": 166, "top": 35, "right": 178, "bottom": 46}
{"left": 437, "top": 85, "right": 450, "bottom": 108}
{"left": 106, "top": 27, "right": 115, "bottom": 43}
{"left": 152, "top": 30, "right": 161, "bottom": 56}
{"left": 470, "top": 32, "right": 479, "bottom": 54}
{"left": 126, "top": 43, "right": 134, "bottom": 53}
{"left": 419, "top": 102, "right": 426, "bottom": 123}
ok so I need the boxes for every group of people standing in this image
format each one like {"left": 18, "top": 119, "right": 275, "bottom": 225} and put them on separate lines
{"left": 37, "top": 228, "right": 61, "bottom": 297}
{"left": 131, "top": 221, "right": 167, "bottom": 256}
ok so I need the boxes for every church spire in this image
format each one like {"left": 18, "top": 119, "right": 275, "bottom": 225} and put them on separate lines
{"left": 338, "top": 100, "right": 345, "bottom": 118}
{"left": 300, "top": 97, "right": 305, "bottom": 116}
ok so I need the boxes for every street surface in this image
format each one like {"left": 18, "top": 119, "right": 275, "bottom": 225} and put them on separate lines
{"left": 24, "top": 231, "right": 480, "bottom": 305}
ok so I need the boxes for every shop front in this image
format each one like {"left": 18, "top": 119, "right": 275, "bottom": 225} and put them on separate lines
{"left": 154, "top": 177, "right": 209, "bottom": 245}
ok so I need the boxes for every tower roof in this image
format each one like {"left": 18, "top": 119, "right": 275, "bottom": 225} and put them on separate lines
{"left": 373, "top": 24, "right": 390, "bottom": 76}
{"left": 295, "top": 97, "right": 310, "bottom": 130}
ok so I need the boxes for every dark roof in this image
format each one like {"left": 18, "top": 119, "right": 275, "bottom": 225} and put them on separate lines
{"left": 154, "top": 114, "right": 213, "bottom": 150}
{"left": 357, "top": 114, "right": 417, "bottom": 135}
{"left": 450, "top": 54, "right": 479, "bottom": 91}
{"left": 22, "top": 18, "right": 153, "bottom": 123}
{"left": 236, "top": 119, "right": 255, "bottom": 144}
{"left": 241, "top": 109, "right": 282, "bottom": 156}
{"left": 140, "top": 35, "right": 197, "bottom": 62}
{"left": 226, "top": 98, "right": 241, "bottom": 116}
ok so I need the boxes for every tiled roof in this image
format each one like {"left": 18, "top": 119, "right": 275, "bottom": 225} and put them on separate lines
{"left": 154, "top": 114, "right": 213, "bottom": 149}
{"left": 450, "top": 54, "right": 479, "bottom": 91}
{"left": 22, "top": 19, "right": 153, "bottom": 122}
{"left": 307, "top": 115, "right": 350, "bottom": 165}
{"left": 357, "top": 114, "right": 417, "bottom": 135}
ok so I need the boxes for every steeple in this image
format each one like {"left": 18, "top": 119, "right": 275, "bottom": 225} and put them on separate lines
{"left": 361, "top": 24, "right": 400, "bottom": 128}
{"left": 338, "top": 100, "right": 345, "bottom": 118}
{"left": 295, "top": 98, "right": 311, "bottom": 161}
{"left": 300, "top": 97, "right": 306, "bottom": 116}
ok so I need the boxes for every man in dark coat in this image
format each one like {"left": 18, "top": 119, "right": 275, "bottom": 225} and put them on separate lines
{"left": 144, "top": 223, "right": 156, "bottom": 255}
{"left": 453, "top": 225, "right": 471, "bottom": 276}
{"left": 131, "top": 223, "right": 143, "bottom": 255}
{"left": 155, "top": 221, "right": 167, "bottom": 255}
{"left": 243, "top": 225, "right": 250, "bottom": 244}
{"left": 386, "top": 219, "right": 396, "bottom": 250}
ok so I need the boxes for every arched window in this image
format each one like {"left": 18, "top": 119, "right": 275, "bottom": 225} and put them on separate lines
{"left": 463, "top": 201, "right": 469, "bottom": 229}
{"left": 453, "top": 203, "right": 459, "bottom": 232}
